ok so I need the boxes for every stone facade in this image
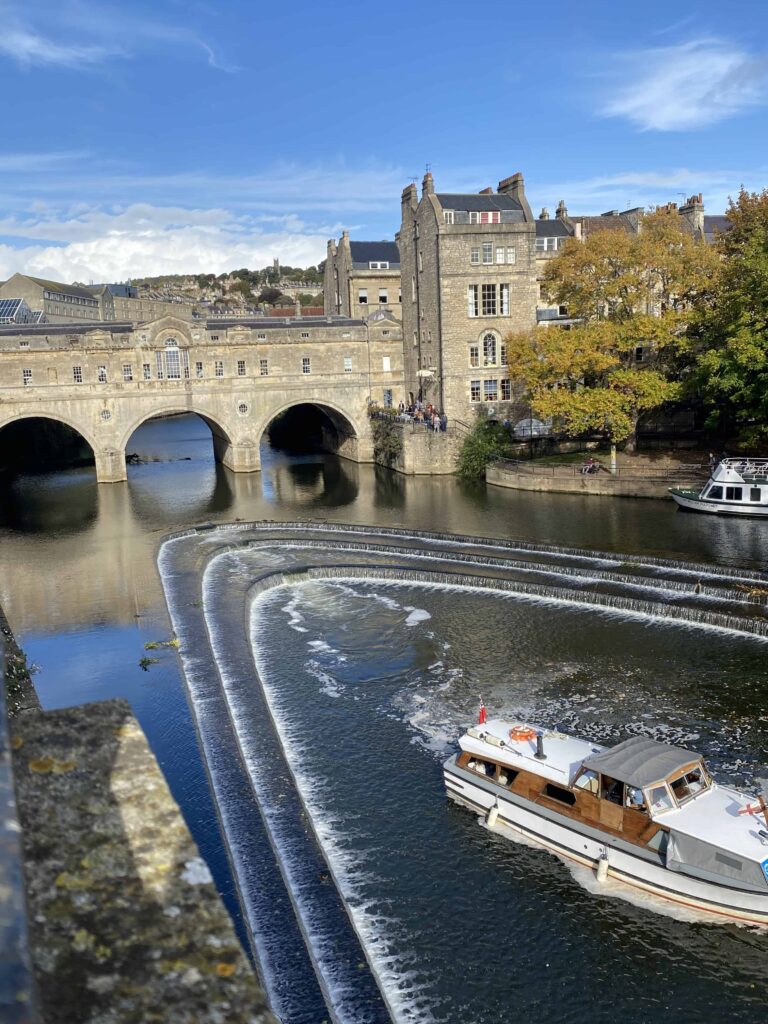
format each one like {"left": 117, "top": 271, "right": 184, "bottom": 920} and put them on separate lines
{"left": 0, "top": 312, "right": 404, "bottom": 482}
{"left": 398, "top": 172, "right": 538, "bottom": 424}
{"left": 324, "top": 233, "right": 401, "bottom": 320}
{"left": 0, "top": 273, "right": 101, "bottom": 323}
{"left": 92, "top": 284, "right": 197, "bottom": 323}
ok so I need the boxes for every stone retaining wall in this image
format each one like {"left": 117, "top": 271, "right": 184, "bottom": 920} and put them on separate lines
{"left": 486, "top": 461, "right": 701, "bottom": 499}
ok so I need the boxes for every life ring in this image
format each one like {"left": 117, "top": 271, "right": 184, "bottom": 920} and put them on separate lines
{"left": 509, "top": 725, "right": 536, "bottom": 742}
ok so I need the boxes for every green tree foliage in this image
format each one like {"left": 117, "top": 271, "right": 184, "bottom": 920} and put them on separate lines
{"left": 257, "top": 287, "right": 284, "bottom": 305}
{"left": 512, "top": 208, "right": 717, "bottom": 447}
{"left": 370, "top": 417, "right": 403, "bottom": 467}
{"left": 693, "top": 188, "right": 768, "bottom": 443}
{"left": 457, "top": 419, "right": 513, "bottom": 480}
{"left": 505, "top": 320, "right": 681, "bottom": 446}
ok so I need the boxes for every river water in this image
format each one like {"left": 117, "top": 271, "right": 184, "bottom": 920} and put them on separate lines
{"left": 1, "top": 413, "right": 767, "bottom": 1023}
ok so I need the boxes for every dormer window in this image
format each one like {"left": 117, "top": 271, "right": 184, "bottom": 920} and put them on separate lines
{"left": 369, "top": 261, "right": 389, "bottom": 269}
{"left": 443, "top": 211, "right": 455, "bottom": 224}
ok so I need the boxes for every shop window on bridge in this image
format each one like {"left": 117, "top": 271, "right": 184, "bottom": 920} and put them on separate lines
{"left": 73, "top": 366, "right": 83, "bottom": 384}
{"left": 143, "top": 363, "right": 151, "bottom": 380}
{"left": 165, "top": 343, "right": 181, "bottom": 380}
{"left": 259, "top": 358, "right": 269, "bottom": 377}
{"left": 215, "top": 360, "right": 224, "bottom": 378}
{"left": 122, "top": 364, "right": 133, "bottom": 382}
{"left": 195, "top": 361, "right": 204, "bottom": 379}
{"left": 344, "top": 356, "right": 352, "bottom": 373}
{"left": 97, "top": 365, "right": 107, "bottom": 383}
{"left": 302, "top": 357, "right": 311, "bottom": 374}
{"left": 237, "top": 359, "right": 246, "bottom": 376}
{"left": 22, "top": 368, "right": 32, "bottom": 386}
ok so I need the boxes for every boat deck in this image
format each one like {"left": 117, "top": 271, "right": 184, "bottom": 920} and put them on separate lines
{"left": 460, "top": 718, "right": 604, "bottom": 788}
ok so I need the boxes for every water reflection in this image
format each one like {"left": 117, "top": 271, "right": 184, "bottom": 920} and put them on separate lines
{"left": 0, "top": 467, "right": 98, "bottom": 536}
{"left": 260, "top": 446, "right": 359, "bottom": 508}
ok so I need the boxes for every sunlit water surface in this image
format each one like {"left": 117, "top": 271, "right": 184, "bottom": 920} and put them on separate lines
{"left": 1, "top": 413, "right": 767, "bottom": 1023}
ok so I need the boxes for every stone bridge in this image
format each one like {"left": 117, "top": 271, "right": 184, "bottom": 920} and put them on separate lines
{"left": 0, "top": 313, "right": 405, "bottom": 482}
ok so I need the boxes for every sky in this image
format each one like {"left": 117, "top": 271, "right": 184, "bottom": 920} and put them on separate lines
{"left": 0, "top": 0, "right": 766, "bottom": 283}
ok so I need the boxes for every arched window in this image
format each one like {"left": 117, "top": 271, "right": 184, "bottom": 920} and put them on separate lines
{"left": 483, "top": 332, "right": 497, "bottom": 367}
{"left": 154, "top": 338, "right": 190, "bottom": 381}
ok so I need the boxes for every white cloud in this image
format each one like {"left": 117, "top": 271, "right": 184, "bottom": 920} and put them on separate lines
{"left": 0, "top": 204, "right": 331, "bottom": 281}
{"left": 0, "top": 2, "right": 235, "bottom": 72}
{"left": 600, "top": 38, "right": 768, "bottom": 131}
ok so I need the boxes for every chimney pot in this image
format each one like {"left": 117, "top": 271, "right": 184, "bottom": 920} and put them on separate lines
{"left": 539, "top": 207, "right": 550, "bottom": 220}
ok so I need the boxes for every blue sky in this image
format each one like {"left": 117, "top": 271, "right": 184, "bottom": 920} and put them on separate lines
{"left": 0, "top": 0, "right": 766, "bottom": 282}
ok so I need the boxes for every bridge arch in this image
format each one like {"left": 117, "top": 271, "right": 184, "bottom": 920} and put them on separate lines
{"left": 257, "top": 399, "right": 364, "bottom": 461}
{"left": 119, "top": 403, "right": 258, "bottom": 477}
{"left": 0, "top": 409, "right": 99, "bottom": 456}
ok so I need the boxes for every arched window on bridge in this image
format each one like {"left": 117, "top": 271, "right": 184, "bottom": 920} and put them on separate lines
{"left": 154, "top": 338, "right": 190, "bottom": 381}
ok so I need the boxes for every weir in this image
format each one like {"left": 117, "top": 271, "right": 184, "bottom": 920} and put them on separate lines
{"left": 157, "top": 521, "right": 768, "bottom": 1024}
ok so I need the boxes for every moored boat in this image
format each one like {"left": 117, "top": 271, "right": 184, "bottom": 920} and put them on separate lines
{"left": 444, "top": 713, "right": 768, "bottom": 925}
{"left": 670, "top": 458, "right": 768, "bottom": 516}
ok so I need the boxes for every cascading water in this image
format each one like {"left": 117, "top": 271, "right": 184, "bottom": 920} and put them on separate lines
{"left": 158, "top": 523, "right": 768, "bottom": 1024}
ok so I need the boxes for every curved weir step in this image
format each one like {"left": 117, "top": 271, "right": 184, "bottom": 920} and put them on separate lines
{"left": 158, "top": 522, "right": 768, "bottom": 1023}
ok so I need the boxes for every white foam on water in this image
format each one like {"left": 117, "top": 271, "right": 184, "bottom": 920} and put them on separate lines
{"left": 305, "top": 660, "right": 344, "bottom": 699}
{"left": 307, "top": 639, "right": 336, "bottom": 654}
{"left": 249, "top": 590, "right": 441, "bottom": 1024}
{"left": 281, "top": 592, "right": 308, "bottom": 632}
{"left": 404, "top": 607, "right": 431, "bottom": 626}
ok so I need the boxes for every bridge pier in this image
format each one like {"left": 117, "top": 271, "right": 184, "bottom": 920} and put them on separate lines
{"left": 95, "top": 448, "right": 127, "bottom": 484}
{"left": 211, "top": 433, "right": 261, "bottom": 474}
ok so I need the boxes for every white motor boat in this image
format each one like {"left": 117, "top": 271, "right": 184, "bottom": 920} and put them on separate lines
{"left": 444, "top": 714, "right": 768, "bottom": 925}
{"left": 670, "top": 458, "right": 768, "bottom": 516}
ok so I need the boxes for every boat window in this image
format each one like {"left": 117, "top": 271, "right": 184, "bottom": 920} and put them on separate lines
{"left": 669, "top": 774, "right": 692, "bottom": 803}
{"left": 497, "top": 767, "right": 519, "bottom": 787}
{"left": 646, "top": 783, "right": 674, "bottom": 815}
{"left": 600, "top": 775, "right": 624, "bottom": 805}
{"left": 574, "top": 769, "right": 599, "bottom": 794}
{"left": 544, "top": 783, "right": 576, "bottom": 806}
{"left": 725, "top": 486, "right": 743, "bottom": 501}
{"left": 625, "top": 786, "right": 647, "bottom": 813}
{"left": 683, "top": 764, "right": 709, "bottom": 796}
{"left": 750, "top": 487, "right": 761, "bottom": 502}
{"left": 467, "top": 758, "right": 496, "bottom": 777}
{"left": 708, "top": 485, "right": 723, "bottom": 499}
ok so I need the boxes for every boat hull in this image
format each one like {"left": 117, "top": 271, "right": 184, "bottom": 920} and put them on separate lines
{"left": 669, "top": 488, "right": 768, "bottom": 516}
{"left": 444, "top": 758, "right": 768, "bottom": 926}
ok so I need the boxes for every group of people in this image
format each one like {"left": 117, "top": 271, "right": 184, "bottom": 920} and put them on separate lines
{"left": 580, "top": 456, "right": 600, "bottom": 475}
{"left": 396, "top": 401, "right": 448, "bottom": 433}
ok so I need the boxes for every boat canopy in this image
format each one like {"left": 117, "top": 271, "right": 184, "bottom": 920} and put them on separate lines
{"left": 582, "top": 736, "right": 700, "bottom": 789}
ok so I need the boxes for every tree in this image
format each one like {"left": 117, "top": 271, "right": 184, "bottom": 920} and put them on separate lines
{"left": 692, "top": 188, "right": 768, "bottom": 443}
{"left": 505, "top": 320, "right": 681, "bottom": 446}
{"left": 457, "top": 419, "right": 513, "bottom": 479}
{"left": 257, "top": 287, "right": 284, "bottom": 305}
{"left": 514, "top": 208, "right": 718, "bottom": 448}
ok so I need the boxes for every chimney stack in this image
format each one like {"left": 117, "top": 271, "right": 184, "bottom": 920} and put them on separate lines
{"left": 556, "top": 200, "right": 568, "bottom": 220}
{"left": 539, "top": 207, "right": 549, "bottom": 220}
{"left": 479, "top": 187, "right": 493, "bottom": 195}
{"left": 497, "top": 172, "right": 533, "bottom": 221}
{"left": 679, "top": 192, "right": 705, "bottom": 238}
{"left": 422, "top": 170, "right": 434, "bottom": 197}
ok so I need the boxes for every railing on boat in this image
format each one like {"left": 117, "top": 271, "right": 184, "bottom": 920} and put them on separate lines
{"left": 720, "top": 458, "right": 768, "bottom": 482}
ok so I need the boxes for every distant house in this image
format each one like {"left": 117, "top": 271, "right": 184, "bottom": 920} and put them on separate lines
{"left": 324, "top": 234, "right": 401, "bottom": 320}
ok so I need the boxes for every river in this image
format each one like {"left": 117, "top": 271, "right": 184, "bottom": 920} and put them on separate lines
{"left": 1, "top": 413, "right": 767, "bottom": 1023}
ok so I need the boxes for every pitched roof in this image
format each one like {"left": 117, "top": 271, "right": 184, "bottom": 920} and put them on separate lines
{"left": 582, "top": 736, "right": 700, "bottom": 789}
{"left": 535, "top": 219, "right": 572, "bottom": 237}
{"left": 436, "top": 193, "right": 522, "bottom": 213}
{"left": 349, "top": 241, "right": 400, "bottom": 265}
{"left": 21, "top": 275, "right": 98, "bottom": 300}
{"left": 703, "top": 215, "right": 731, "bottom": 242}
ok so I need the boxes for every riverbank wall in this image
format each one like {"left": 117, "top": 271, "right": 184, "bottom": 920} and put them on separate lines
{"left": 0, "top": 616, "right": 275, "bottom": 1024}
{"left": 486, "top": 456, "right": 707, "bottom": 499}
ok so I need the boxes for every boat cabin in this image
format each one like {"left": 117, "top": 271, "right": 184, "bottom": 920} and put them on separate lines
{"left": 701, "top": 459, "right": 768, "bottom": 506}
{"left": 458, "top": 731, "right": 712, "bottom": 852}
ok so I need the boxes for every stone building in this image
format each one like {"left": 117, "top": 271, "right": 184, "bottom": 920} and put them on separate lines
{"left": 89, "top": 283, "right": 197, "bottom": 323}
{"left": 324, "top": 233, "right": 401, "bottom": 320}
{"left": 0, "top": 311, "right": 405, "bottom": 481}
{"left": 0, "top": 273, "right": 101, "bottom": 323}
{"left": 397, "top": 171, "right": 538, "bottom": 422}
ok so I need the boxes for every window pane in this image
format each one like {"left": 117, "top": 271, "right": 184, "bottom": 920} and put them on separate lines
{"left": 501, "top": 379, "right": 511, "bottom": 401}
{"left": 496, "top": 247, "right": 505, "bottom": 264}
{"left": 469, "top": 345, "right": 479, "bottom": 367}
{"left": 482, "top": 243, "right": 493, "bottom": 264}
{"left": 259, "top": 359, "right": 269, "bottom": 376}
{"left": 166, "top": 349, "right": 181, "bottom": 379}
{"left": 467, "top": 285, "right": 478, "bottom": 317}
{"left": 483, "top": 333, "right": 496, "bottom": 365}
{"left": 500, "top": 283, "right": 509, "bottom": 315}
{"left": 382, "top": 356, "right": 391, "bottom": 372}
{"left": 481, "top": 284, "right": 497, "bottom": 316}
{"left": 470, "top": 380, "right": 481, "bottom": 401}
{"left": 470, "top": 246, "right": 480, "bottom": 265}
{"left": 506, "top": 246, "right": 516, "bottom": 264}
{"left": 483, "top": 379, "right": 498, "bottom": 401}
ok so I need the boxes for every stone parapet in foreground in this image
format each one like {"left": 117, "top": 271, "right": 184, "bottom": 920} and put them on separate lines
{"left": 11, "top": 698, "right": 276, "bottom": 1024}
